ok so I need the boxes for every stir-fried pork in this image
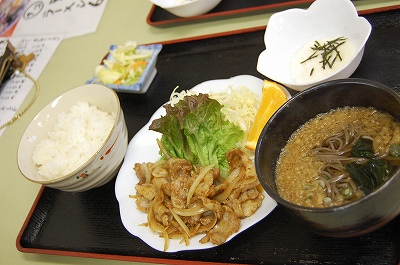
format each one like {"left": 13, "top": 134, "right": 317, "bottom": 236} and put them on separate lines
{"left": 132, "top": 148, "right": 264, "bottom": 251}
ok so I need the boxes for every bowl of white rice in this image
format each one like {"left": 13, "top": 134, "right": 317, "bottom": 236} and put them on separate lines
{"left": 17, "top": 84, "right": 128, "bottom": 192}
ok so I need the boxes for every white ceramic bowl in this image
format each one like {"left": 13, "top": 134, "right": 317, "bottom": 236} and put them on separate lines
{"left": 17, "top": 84, "right": 128, "bottom": 192}
{"left": 148, "top": 0, "right": 222, "bottom": 18}
{"left": 257, "top": 0, "right": 372, "bottom": 91}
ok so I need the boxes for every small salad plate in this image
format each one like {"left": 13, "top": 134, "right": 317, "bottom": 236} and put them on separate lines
{"left": 87, "top": 43, "right": 162, "bottom": 94}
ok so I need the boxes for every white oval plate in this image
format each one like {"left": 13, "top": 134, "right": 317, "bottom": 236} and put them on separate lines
{"left": 115, "top": 75, "right": 284, "bottom": 252}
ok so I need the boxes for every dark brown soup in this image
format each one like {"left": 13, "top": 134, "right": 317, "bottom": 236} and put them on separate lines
{"left": 276, "top": 107, "right": 400, "bottom": 208}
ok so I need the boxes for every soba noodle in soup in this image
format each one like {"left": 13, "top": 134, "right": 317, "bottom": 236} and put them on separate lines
{"left": 276, "top": 107, "right": 400, "bottom": 208}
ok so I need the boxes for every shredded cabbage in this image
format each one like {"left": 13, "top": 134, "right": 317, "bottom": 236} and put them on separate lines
{"left": 169, "top": 86, "right": 198, "bottom": 106}
{"left": 95, "top": 41, "right": 153, "bottom": 85}
{"left": 209, "top": 85, "right": 260, "bottom": 138}
{"left": 168, "top": 86, "right": 260, "bottom": 145}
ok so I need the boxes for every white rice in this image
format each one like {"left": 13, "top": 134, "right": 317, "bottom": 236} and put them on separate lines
{"left": 32, "top": 101, "right": 116, "bottom": 180}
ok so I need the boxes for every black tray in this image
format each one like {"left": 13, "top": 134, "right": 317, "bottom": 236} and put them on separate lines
{"left": 18, "top": 8, "right": 400, "bottom": 265}
{"left": 147, "top": 0, "right": 314, "bottom": 26}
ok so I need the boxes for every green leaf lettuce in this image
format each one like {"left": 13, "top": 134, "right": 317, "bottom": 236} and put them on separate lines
{"left": 149, "top": 93, "right": 244, "bottom": 177}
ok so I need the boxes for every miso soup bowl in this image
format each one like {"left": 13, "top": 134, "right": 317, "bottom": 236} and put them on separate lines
{"left": 17, "top": 84, "right": 128, "bottom": 192}
{"left": 255, "top": 78, "right": 400, "bottom": 237}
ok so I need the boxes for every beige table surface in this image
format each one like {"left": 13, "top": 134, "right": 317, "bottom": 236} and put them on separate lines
{"left": 1, "top": 0, "right": 398, "bottom": 264}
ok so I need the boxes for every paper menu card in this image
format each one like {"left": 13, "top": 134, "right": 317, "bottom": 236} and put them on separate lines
{"left": 1, "top": 0, "right": 108, "bottom": 39}
{"left": 0, "top": 35, "right": 63, "bottom": 137}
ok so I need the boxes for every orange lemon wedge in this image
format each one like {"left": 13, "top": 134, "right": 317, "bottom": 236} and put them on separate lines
{"left": 245, "top": 80, "right": 289, "bottom": 150}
